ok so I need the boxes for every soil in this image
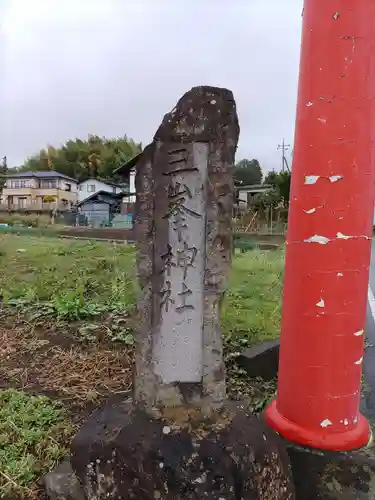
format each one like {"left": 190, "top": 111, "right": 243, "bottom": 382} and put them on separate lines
{"left": 58, "top": 227, "right": 135, "bottom": 242}
{"left": 0, "top": 311, "right": 133, "bottom": 426}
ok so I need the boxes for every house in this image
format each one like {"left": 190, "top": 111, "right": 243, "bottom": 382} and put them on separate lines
{"left": 235, "top": 184, "right": 272, "bottom": 209}
{"left": 115, "top": 152, "right": 273, "bottom": 214}
{"left": 0, "top": 170, "right": 78, "bottom": 212}
{"left": 77, "top": 190, "right": 124, "bottom": 227}
{"left": 115, "top": 153, "right": 140, "bottom": 203}
{"left": 77, "top": 178, "right": 127, "bottom": 203}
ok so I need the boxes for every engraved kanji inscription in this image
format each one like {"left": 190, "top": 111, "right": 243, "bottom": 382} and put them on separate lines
{"left": 161, "top": 244, "right": 175, "bottom": 276}
{"left": 164, "top": 180, "right": 202, "bottom": 221}
{"left": 160, "top": 280, "right": 174, "bottom": 312}
{"left": 172, "top": 212, "right": 188, "bottom": 242}
{"left": 168, "top": 181, "right": 192, "bottom": 200}
{"left": 175, "top": 282, "right": 194, "bottom": 313}
{"left": 177, "top": 241, "right": 198, "bottom": 280}
{"left": 163, "top": 147, "right": 198, "bottom": 176}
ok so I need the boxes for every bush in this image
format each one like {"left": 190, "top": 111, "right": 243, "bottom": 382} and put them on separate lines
{"left": 0, "top": 214, "right": 51, "bottom": 228}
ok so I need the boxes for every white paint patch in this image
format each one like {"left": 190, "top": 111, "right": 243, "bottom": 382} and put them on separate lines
{"left": 304, "top": 208, "right": 317, "bottom": 214}
{"left": 329, "top": 175, "right": 343, "bottom": 183}
{"left": 316, "top": 299, "right": 325, "bottom": 308}
{"left": 354, "top": 329, "right": 364, "bottom": 337}
{"left": 162, "top": 426, "right": 171, "bottom": 435}
{"left": 210, "top": 100, "right": 217, "bottom": 105}
{"left": 337, "top": 232, "right": 351, "bottom": 240}
{"left": 304, "top": 175, "right": 343, "bottom": 185}
{"left": 304, "top": 235, "right": 330, "bottom": 244}
{"left": 354, "top": 357, "right": 363, "bottom": 365}
{"left": 318, "top": 117, "right": 327, "bottom": 124}
{"left": 336, "top": 232, "right": 370, "bottom": 241}
{"left": 337, "top": 273, "right": 344, "bottom": 277}
{"left": 305, "top": 175, "right": 320, "bottom": 185}
{"left": 344, "top": 419, "right": 349, "bottom": 426}
{"left": 320, "top": 419, "right": 333, "bottom": 428}
{"left": 306, "top": 101, "right": 314, "bottom": 107}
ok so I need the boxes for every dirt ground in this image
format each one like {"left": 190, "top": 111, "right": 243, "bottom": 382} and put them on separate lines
{"left": 0, "top": 312, "right": 133, "bottom": 426}
{"left": 58, "top": 227, "right": 135, "bottom": 242}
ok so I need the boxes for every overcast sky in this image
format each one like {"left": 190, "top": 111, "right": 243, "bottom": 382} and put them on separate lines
{"left": 1, "top": 0, "right": 303, "bottom": 171}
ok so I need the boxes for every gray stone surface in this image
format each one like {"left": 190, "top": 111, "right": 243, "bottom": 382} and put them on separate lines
{"left": 134, "top": 86, "right": 239, "bottom": 411}
{"left": 287, "top": 437, "right": 375, "bottom": 499}
{"left": 71, "top": 397, "right": 295, "bottom": 500}
{"left": 237, "top": 340, "right": 280, "bottom": 381}
{"left": 43, "top": 461, "right": 85, "bottom": 500}
{"left": 153, "top": 142, "right": 208, "bottom": 384}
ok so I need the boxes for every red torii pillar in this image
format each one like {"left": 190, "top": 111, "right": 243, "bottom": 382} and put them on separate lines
{"left": 265, "top": 1, "right": 375, "bottom": 451}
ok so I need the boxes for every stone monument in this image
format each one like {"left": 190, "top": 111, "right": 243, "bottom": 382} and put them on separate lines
{"left": 134, "top": 87, "right": 235, "bottom": 411}
{"left": 69, "top": 86, "right": 295, "bottom": 500}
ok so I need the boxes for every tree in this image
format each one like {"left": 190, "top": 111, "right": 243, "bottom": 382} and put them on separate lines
{"left": 233, "top": 158, "right": 263, "bottom": 186}
{"left": 264, "top": 170, "right": 291, "bottom": 207}
{"left": 13, "top": 135, "right": 142, "bottom": 182}
{"left": 0, "top": 156, "right": 8, "bottom": 195}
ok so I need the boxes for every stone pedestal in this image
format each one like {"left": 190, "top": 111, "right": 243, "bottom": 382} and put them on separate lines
{"left": 70, "top": 397, "right": 295, "bottom": 500}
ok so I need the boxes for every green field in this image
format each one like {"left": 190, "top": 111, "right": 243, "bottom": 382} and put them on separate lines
{"left": 0, "top": 234, "right": 284, "bottom": 499}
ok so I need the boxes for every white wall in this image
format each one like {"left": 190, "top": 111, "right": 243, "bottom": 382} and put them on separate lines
{"left": 122, "top": 169, "right": 136, "bottom": 203}
{"left": 78, "top": 179, "right": 123, "bottom": 202}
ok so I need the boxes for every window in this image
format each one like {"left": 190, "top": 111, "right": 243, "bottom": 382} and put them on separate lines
{"left": 79, "top": 185, "right": 83, "bottom": 191}
{"left": 65, "top": 183, "right": 72, "bottom": 192}
{"left": 113, "top": 187, "right": 116, "bottom": 193}
{"left": 88, "top": 184, "right": 96, "bottom": 193}
{"left": 18, "top": 197, "right": 27, "bottom": 208}
{"left": 10, "top": 180, "right": 27, "bottom": 188}
{"left": 40, "top": 180, "right": 57, "bottom": 189}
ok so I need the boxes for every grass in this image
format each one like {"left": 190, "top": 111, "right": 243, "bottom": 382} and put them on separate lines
{"left": 0, "top": 234, "right": 284, "bottom": 499}
{"left": 0, "top": 235, "right": 137, "bottom": 323}
{"left": 0, "top": 390, "right": 73, "bottom": 499}
{"left": 0, "top": 235, "right": 282, "bottom": 346}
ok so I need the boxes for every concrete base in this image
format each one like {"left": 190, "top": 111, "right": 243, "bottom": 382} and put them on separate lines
{"left": 69, "top": 396, "right": 295, "bottom": 499}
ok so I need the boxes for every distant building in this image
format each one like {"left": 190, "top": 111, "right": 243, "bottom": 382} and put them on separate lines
{"left": 0, "top": 170, "right": 78, "bottom": 212}
{"left": 77, "top": 190, "right": 124, "bottom": 227}
{"left": 115, "top": 152, "right": 141, "bottom": 203}
{"left": 77, "top": 178, "right": 126, "bottom": 203}
{"left": 235, "top": 184, "right": 272, "bottom": 209}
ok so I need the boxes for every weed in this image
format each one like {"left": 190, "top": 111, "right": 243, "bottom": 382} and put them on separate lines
{"left": 0, "top": 390, "right": 74, "bottom": 499}
{"left": 0, "top": 235, "right": 283, "bottom": 346}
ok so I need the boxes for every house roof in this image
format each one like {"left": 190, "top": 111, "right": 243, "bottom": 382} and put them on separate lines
{"left": 236, "top": 184, "right": 272, "bottom": 192}
{"left": 77, "top": 190, "right": 127, "bottom": 207}
{"left": 115, "top": 151, "right": 143, "bottom": 176}
{"left": 78, "top": 178, "right": 127, "bottom": 189}
{"left": 7, "top": 170, "right": 77, "bottom": 182}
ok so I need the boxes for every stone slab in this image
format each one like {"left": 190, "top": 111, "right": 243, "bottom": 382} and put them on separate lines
{"left": 236, "top": 340, "right": 280, "bottom": 381}
{"left": 43, "top": 460, "right": 85, "bottom": 500}
{"left": 134, "top": 86, "right": 239, "bottom": 411}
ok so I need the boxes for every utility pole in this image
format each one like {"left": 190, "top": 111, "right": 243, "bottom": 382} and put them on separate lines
{"left": 266, "top": 1, "right": 375, "bottom": 451}
{"left": 277, "top": 139, "right": 291, "bottom": 172}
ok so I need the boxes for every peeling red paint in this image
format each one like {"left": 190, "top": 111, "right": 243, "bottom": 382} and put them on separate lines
{"left": 266, "top": 1, "right": 375, "bottom": 451}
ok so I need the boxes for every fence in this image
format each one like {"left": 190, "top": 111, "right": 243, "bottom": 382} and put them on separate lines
{"left": 233, "top": 207, "right": 288, "bottom": 234}
{"left": 0, "top": 201, "right": 72, "bottom": 212}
